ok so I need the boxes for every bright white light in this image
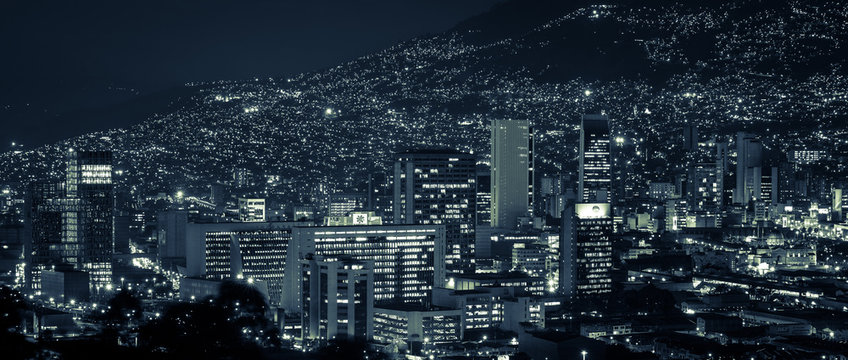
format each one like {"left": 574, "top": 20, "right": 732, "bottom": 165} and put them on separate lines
{"left": 584, "top": 90, "right": 592, "bottom": 96}
{"left": 325, "top": 108, "right": 333, "bottom": 115}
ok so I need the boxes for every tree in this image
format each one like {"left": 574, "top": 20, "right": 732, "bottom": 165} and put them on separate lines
{"left": 106, "top": 289, "right": 142, "bottom": 326}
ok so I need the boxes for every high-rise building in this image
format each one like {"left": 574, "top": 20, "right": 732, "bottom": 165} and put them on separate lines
{"left": 528, "top": 125, "right": 536, "bottom": 215}
{"left": 64, "top": 149, "right": 114, "bottom": 289}
{"left": 157, "top": 210, "right": 188, "bottom": 259}
{"left": 198, "top": 223, "right": 301, "bottom": 306}
{"left": 25, "top": 181, "right": 64, "bottom": 291}
{"left": 476, "top": 168, "right": 492, "bottom": 227}
{"left": 833, "top": 188, "right": 844, "bottom": 223}
{"left": 285, "top": 223, "right": 446, "bottom": 312}
{"left": 367, "top": 172, "right": 394, "bottom": 223}
{"left": 578, "top": 115, "right": 611, "bottom": 203}
{"left": 491, "top": 119, "right": 531, "bottom": 229}
{"left": 734, "top": 132, "right": 763, "bottom": 204}
{"left": 210, "top": 183, "right": 226, "bottom": 208}
{"left": 393, "top": 150, "right": 476, "bottom": 275}
{"left": 301, "top": 256, "right": 374, "bottom": 342}
{"left": 683, "top": 124, "right": 699, "bottom": 153}
{"left": 760, "top": 167, "right": 779, "bottom": 204}
{"left": 238, "top": 198, "right": 266, "bottom": 222}
{"left": 561, "top": 203, "right": 613, "bottom": 299}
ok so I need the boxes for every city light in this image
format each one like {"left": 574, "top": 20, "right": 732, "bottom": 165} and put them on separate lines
{"left": 3, "top": 1, "right": 847, "bottom": 359}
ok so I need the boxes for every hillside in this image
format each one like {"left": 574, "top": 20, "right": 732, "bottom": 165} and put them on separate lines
{"left": 1, "top": 0, "right": 846, "bottom": 201}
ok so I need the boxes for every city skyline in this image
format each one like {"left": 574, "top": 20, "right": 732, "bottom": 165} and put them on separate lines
{"left": 2, "top": 1, "right": 848, "bottom": 360}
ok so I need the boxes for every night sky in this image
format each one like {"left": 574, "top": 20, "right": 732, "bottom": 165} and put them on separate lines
{"left": 0, "top": 0, "right": 501, "bottom": 149}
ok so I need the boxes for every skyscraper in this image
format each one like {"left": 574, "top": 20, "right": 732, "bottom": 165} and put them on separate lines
{"left": 476, "top": 167, "right": 492, "bottom": 227}
{"left": 578, "top": 115, "right": 611, "bottom": 203}
{"left": 734, "top": 132, "right": 763, "bottom": 204}
{"left": 683, "top": 124, "right": 699, "bottom": 153}
{"left": 560, "top": 203, "right": 613, "bottom": 299}
{"left": 491, "top": 119, "right": 530, "bottom": 229}
{"left": 25, "top": 180, "right": 64, "bottom": 291}
{"left": 393, "top": 150, "right": 476, "bottom": 275}
{"left": 64, "top": 149, "right": 114, "bottom": 289}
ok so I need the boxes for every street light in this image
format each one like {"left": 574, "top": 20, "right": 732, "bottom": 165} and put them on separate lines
{"left": 581, "top": 350, "right": 588, "bottom": 360}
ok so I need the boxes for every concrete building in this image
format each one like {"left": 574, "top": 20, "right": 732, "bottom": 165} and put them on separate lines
{"left": 561, "top": 203, "right": 613, "bottom": 299}
{"left": 301, "top": 256, "right": 374, "bottom": 342}
{"left": 578, "top": 115, "right": 611, "bottom": 203}
{"left": 284, "top": 223, "right": 446, "bottom": 312}
{"left": 491, "top": 119, "right": 531, "bottom": 230}
{"left": 373, "top": 304, "right": 463, "bottom": 348}
{"left": 238, "top": 198, "right": 266, "bottom": 222}
{"left": 393, "top": 150, "right": 476, "bottom": 275}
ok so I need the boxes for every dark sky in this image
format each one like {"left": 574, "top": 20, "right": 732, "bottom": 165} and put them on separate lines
{"left": 0, "top": 0, "right": 501, "bottom": 149}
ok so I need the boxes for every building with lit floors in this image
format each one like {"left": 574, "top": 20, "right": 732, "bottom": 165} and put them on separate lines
{"left": 301, "top": 255, "right": 374, "bottom": 342}
{"left": 393, "top": 150, "right": 476, "bottom": 276}
{"left": 578, "top": 115, "right": 611, "bottom": 203}
{"left": 186, "top": 221, "right": 307, "bottom": 306}
{"left": 25, "top": 180, "right": 65, "bottom": 291}
{"left": 327, "top": 193, "right": 367, "bottom": 217}
{"left": 491, "top": 119, "right": 531, "bottom": 230}
{"left": 735, "top": 132, "right": 763, "bottom": 204}
{"left": 64, "top": 149, "right": 114, "bottom": 290}
{"left": 284, "top": 220, "right": 446, "bottom": 312}
{"left": 561, "top": 203, "right": 613, "bottom": 299}
{"left": 372, "top": 304, "right": 463, "bottom": 350}
{"left": 238, "top": 198, "right": 266, "bottom": 222}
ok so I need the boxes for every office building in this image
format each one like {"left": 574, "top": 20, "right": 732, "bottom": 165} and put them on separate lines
{"left": 433, "top": 286, "right": 509, "bottom": 330}
{"left": 578, "top": 115, "right": 611, "bottom": 203}
{"left": 684, "top": 124, "right": 699, "bottom": 152}
{"left": 511, "top": 242, "right": 548, "bottom": 277}
{"left": 476, "top": 168, "right": 492, "bottom": 227}
{"left": 25, "top": 181, "right": 64, "bottom": 291}
{"left": 301, "top": 256, "right": 374, "bottom": 341}
{"left": 735, "top": 132, "right": 763, "bottom": 204}
{"left": 561, "top": 203, "right": 613, "bottom": 299}
{"left": 239, "top": 198, "right": 266, "bottom": 222}
{"left": 186, "top": 221, "right": 305, "bottom": 305}
{"left": 64, "top": 149, "right": 114, "bottom": 289}
{"left": 393, "top": 150, "right": 476, "bottom": 275}
{"left": 491, "top": 119, "right": 531, "bottom": 230}
{"left": 367, "top": 172, "right": 394, "bottom": 223}
{"left": 373, "top": 305, "right": 463, "bottom": 347}
{"left": 760, "top": 166, "right": 779, "bottom": 204}
{"left": 157, "top": 210, "right": 188, "bottom": 259}
{"left": 40, "top": 267, "right": 90, "bottom": 303}
{"left": 285, "top": 222, "right": 445, "bottom": 312}
{"left": 327, "top": 193, "right": 367, "bottom": 217}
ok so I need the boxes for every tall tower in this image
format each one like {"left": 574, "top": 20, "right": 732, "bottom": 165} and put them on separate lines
{"left": 491, "top": 119, "right": 530, "bottom": 229}
{"left": 734, "top": 132, "right": 763, "bottom": 204}
{"left": 683, "top": 124, "right": 699, "bottom": 153}
{"left": 560, "top": 203, "right": 613, "bottom": 299}
{"left": 25, "top": 181, "right": 64, "bottom": 291}
{"left": 578, "top": 115, "right": 611, "bottom": 203}
{"left": 65, "top": 149, "right": 114, "bottom": 289}
{"left": 393, "top": 150, "right": 476, "bottom": 275}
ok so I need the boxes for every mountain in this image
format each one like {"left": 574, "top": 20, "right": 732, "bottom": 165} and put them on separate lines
{"left": 1, "top": 0, "right": 847, "bottom": 201}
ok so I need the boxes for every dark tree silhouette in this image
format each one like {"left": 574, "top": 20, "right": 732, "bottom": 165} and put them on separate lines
{"left": 139, "top": 280, "right": 280, "bottom": 359}
{"left": 106, "top": 289, "right": 143, "bottom": 326}
{"left": 0, "top": 286, "right": 37, "bottom": 359}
